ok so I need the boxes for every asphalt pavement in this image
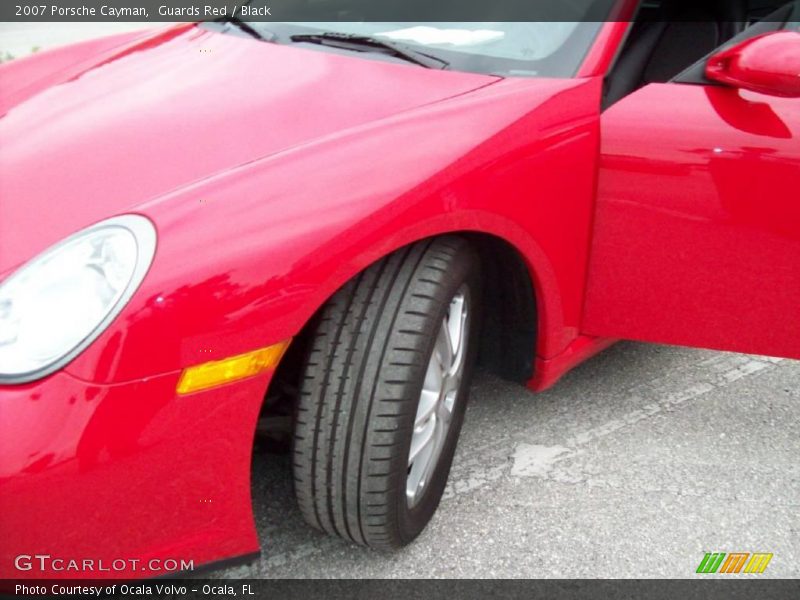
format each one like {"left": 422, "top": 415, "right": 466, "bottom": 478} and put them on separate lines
{"left": 218, "top": 342, "right": 799, "bottom": 578}
{"left": 3, "top": 23, "right": 796, "bottom": 580}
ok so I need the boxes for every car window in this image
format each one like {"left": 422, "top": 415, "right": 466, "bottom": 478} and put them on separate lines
{"left": 250, "top": 21, "right": 606, "bottom": 77}
{"left": 298, "top": 22, "right": 583, "bottom": 62}
{"left": 230, "top": 0, "right": 620, "bottom": 77}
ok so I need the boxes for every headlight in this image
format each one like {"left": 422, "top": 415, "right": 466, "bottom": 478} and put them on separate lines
{"left": 0, "top": 215, "right": 156, "bottom": 384}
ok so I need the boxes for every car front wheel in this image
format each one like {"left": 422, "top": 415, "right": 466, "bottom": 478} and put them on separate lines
{"left": 293, "top": 236, "right": 480, "bottom": 548}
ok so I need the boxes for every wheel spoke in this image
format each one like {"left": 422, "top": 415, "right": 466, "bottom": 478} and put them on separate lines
{"left": 438, "top": 317, "right": 454, "bottom": 370}
{"left": 446, "top": 296, "right": 468, "bottom": 376}
{"left": 408, "top": 417, "right": 436, "bottom": 465}
{"left": 423, "top": 345, "right": 444, "bottom": 391}
{"left": 437, "top": 394, "right": 454, "bottom": 425}
{"left": 442, "top": 372, "right": 460, "bottom": 396}
{"left": 415, "top": 389, "right": 438, "bottom": 429}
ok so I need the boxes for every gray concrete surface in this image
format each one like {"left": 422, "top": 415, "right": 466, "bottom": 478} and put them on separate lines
{"left": 221, "top": 343, "right": 798, "bottom": 578}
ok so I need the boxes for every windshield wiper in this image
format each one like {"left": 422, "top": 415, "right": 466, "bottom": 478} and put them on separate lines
{"left": 215, "top": 16, "right": 273, "bottom": 42}
{"left": 289, "top": 33, "right": 448, "bottom": 69}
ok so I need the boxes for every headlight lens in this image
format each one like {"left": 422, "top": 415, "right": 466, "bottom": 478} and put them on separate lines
{"left": 0, "top": 215, "right": 156, "bottom": 383}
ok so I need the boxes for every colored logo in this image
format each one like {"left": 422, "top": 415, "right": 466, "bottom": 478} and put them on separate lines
{"left": 696, "top": 552, "right": 773, "bottom": 574}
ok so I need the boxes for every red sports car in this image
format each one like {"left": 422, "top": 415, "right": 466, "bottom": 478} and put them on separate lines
{"left": 1, "top": 0, "right": 799, "bottom": 579}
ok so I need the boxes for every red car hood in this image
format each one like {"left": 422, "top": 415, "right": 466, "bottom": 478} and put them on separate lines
{"left": 0, "top": 25, "right": 497, "bottom": 273}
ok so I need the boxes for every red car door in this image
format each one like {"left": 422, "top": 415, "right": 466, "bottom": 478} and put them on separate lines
{"left": 582, "top": 26, "right": 800, "bottom": 359}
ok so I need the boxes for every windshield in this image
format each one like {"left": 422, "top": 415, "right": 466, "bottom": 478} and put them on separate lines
{"left": 240, "top": 21, "right": 608, "bottom": 77}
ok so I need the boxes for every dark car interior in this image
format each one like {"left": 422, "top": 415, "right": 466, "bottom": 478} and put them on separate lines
{"left": 604, "top": 0, "right": 796, "bottom": 107}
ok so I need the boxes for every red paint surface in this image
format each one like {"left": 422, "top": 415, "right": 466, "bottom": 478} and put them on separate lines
{"left": 1, "top": 15, "right": 797, "bottom": 577}
{"left": 584, "top": 83, "right": 800, "bottom": 359}
{"left": 706, "top": 31, "right": 800, "bottom": 98}
{"left": 0, "top": 369, "right": 270, "bottom": 578}
{"left": 0, "top": 24, "right": 604, "bottom": 577}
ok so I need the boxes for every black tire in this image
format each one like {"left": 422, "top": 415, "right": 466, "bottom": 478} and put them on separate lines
{"left": 292, "top": 236, "right": 480, "bottom": 549}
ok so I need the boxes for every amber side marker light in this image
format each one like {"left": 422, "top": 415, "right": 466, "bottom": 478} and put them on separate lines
{"left": 176, "top": 340, "right": 291, "bottom": 395}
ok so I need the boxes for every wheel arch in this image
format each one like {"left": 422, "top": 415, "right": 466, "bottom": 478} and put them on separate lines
{"left": 465, "top": 232, "right": 538, "bottom": 383}
{"left": 265, "top": 224, "right": 557, "bottom": 416}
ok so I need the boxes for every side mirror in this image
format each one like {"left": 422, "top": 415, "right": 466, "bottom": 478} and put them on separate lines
{"left": 706, "top": 31, "right": 800, "bottom": 98}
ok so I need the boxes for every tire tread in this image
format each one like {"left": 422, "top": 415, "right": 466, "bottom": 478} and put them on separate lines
{"left": 292, "top": 236, "right": 475, "bottom": 548}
